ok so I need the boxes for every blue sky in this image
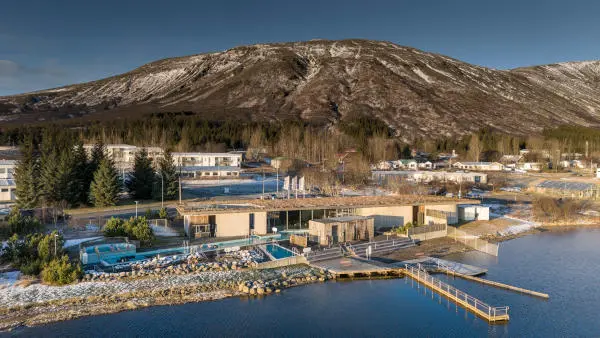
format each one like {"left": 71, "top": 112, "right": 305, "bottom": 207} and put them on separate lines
{"left": 1, "top": 0, "right": 599, "bottom": 95}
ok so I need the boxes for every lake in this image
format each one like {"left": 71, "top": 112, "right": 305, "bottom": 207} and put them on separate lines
{"left": 7, "top": 228, "right": 600, "bottom": 337}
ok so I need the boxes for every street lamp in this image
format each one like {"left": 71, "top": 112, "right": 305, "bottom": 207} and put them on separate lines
{"left": 54, "top": 233, "right": 58, "bottom": 257}
{"left": 135, "top": 201, "right": 139, "bottom": 218}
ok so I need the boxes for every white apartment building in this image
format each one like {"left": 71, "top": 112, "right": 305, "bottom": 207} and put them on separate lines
{"left": 83, "top": 145, "right": 242, "bottom": 171}
{"left": 172, "top": 152, "right": 242, "bottom": 168}
{"left": 0, "top": 160, "right": 17, "bottom": 201}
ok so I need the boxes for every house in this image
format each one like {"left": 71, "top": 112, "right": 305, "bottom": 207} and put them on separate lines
{"left": 559, "top": 160, "right": 571, "bottom": 169}
{"left": 499, "top": 155, "right": 523, "bottom": 169}
{"left": 518, "top": 162, "right": 544, "bottom": 172}
{"left": 0, "top": 160, "right": 17, "bottom": 202}
{"left": 375, "top": 161, "right": 393, "bottom": 170}
{"left": 417, "top": 161, "right": 433, "bottom": 170}
{"left": 453, "top": 162, "right": 504, "bottom": 171}
{"left": 570, "top": 160, "right": 586, "bottom": 169}
{"left": 398, "top": 159, "right": 418, "bottom": 170}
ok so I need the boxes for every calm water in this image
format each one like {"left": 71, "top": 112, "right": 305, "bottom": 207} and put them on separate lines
{"left": 6, "top": 228, "right": 600, "bottom": 337}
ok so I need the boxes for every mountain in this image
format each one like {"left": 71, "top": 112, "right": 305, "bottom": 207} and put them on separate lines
{"left": 2, "top": 39, "right": 600, "bottom": 139}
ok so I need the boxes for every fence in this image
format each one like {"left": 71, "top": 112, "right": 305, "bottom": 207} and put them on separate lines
{"left": 404, "top": 264, "right": 509, "bottom": 322}
{"left": 256, "top": 256, "right": 308, "bottom": 269}
{"left": 447, "top": 226, "right": 499, "bottom": 256}
{"left": 408, "top": 224, "right": 447, "bottom": 241}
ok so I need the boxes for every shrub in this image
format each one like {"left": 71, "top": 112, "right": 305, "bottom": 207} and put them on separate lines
{"left": 37, "top": 231, "right": 64, "bottom": 263}
{"left": 533, "top": 197, "right": 584, "bottom": 222}
{"left": 41, "top": 255, "right": 82, "bottom": 285}
{"left": 125, "top": 217, "right": 154, "bottom": 247}
{"left": 158, "top": 207, "right": 168, "bottom": 219}
{"left": 8, "top": 211, "right": 41, "bottom": 235}
{"left": 20, "top": 258, "right": 42, "bottom": 276}
{"left": 104, "top": 217, "right": 154, "bottom": 247}
{"left": 144, "top": 209, "right": 155, "bottom": 219}
{"left": 103, "top": 217, "right": 127, "bottom": 237}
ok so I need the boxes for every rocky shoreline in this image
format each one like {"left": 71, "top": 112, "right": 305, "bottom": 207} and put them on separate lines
{"left": 0, "top": 261, "right": 335, "bottom": 332}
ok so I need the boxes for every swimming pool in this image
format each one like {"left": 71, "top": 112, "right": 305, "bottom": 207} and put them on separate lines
{"left": 264, "top": 244, "right": 295, "bottom": 259}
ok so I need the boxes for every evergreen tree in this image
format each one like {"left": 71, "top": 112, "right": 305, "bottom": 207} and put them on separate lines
{"left": 127, "top": 148, "right": 155, "bottom": 200}
{"left": 39, "top": 147, "right": 61, "bottom": 206}
{"left": 56, "top": 151, "right": 77, "bottom": 206}
{"left": 14, "top": 135, "right": 39, "bottom": 209}
{"left": 72, "top": 142, "right": 89, "bottom": 205}
{"left": 153, "top": 149, "right": 179, "bottom": 200}
{"left": 89, "top": 159, "right": 121, "bottom": 207}
{"left": 85, "top": 142, "right": 106, "bottom": 203}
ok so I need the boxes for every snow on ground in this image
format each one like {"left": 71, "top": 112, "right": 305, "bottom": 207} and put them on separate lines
{"left": 0, "top": 265, "right": 313, "bottom": 307}
{"left": 412, "top": 68, "right": 433, "bottom": 83}
{"left": 63, "top": 237, "right": 102, "bottom": 249}
{"left": 497, "top": 216, "right": 540, "bottom": 236}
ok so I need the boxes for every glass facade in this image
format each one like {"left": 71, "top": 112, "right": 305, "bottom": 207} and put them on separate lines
{"left": 266, "top": 208, "right": 357, "bottom": 233}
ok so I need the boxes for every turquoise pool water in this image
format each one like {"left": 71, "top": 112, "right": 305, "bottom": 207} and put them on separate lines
{"left": 85, "top": 243, "right": 135, "bottom": 254}
{"left": 264, "top": 244, "right": 295, "bottom": 259}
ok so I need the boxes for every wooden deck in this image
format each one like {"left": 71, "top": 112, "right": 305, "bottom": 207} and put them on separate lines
{"left": 310, "top": 257, "right": 397, "bottom": 278}
{"left": 403, "top": 264, "right": 510, "bottom": 323}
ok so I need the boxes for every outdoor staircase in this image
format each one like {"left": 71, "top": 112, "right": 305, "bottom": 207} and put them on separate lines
{"left": 353, "top": 238, "right": 415, "bottom": 258}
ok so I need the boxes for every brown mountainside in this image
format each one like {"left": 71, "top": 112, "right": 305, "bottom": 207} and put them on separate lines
{"left": 2, "top": 39, "right": 600, "bottom": 139}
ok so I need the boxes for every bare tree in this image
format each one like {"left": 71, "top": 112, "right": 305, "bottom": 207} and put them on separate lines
{"left": 468, "top": 135, "right": 482, "bottom": 162}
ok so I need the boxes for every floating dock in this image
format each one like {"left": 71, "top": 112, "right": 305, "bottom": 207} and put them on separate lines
{"left": 446, "top": 271, "right": 549, "bottom": 299}
{"left": 398, "top": 257, "right": 488, "bottom": 276}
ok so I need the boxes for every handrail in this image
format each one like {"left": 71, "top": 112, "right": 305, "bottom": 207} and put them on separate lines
{"left": 404, "top": 264, "right": 509, "bottom": 321}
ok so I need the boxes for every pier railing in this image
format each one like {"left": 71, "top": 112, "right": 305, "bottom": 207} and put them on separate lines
{"left": 404, "top": 264, "right": 509, "bottom": 322}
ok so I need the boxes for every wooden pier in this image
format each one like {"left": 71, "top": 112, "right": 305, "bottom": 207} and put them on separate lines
{"left": 445, "top": 271, "right": 549, "bottom": 299}
{"left": 403, "top": 264, "right": 510, "bottom": 323}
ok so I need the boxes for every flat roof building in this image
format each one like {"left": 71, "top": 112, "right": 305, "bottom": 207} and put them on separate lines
{"left": 177, "top": 195, "right": 472, "bottom": 238}
{"left": 309, "top": 216, "right": 374, "bottom": 246}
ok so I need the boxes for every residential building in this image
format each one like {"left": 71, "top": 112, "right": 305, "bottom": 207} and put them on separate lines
{"left": 397, "top": 159, "right": 418, "bottom": 170}
{"left": 179, "top": 166, "right": 241, "bottom": 179}
{"left": 172, "top": 152, "right": 242, "bottom": 168}
{"left": 0, "top": 160, "right": 17, "bottom": 201}
{"left": 83, "top": 144, "right": 243, "bottom": 171}
{"left": 372, "top": 170, "right": 488, "bottom": 185}
{"left": 518, "top": 162, "right": 544, "bottom": 172}
{"left": 453, "top": 162, "right": 504, "bottom": 171}
{"left": 417, "top": 161, "right": 433, "bottom": 170}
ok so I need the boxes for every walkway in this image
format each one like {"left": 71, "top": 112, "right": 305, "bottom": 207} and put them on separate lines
{"left": 403, "top": 264, "right": 510, "bottom": 323}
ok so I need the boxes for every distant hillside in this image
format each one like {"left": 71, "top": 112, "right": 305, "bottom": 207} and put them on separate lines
{"left": 2, "top": 39, "right": 600, "bottom": 140}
